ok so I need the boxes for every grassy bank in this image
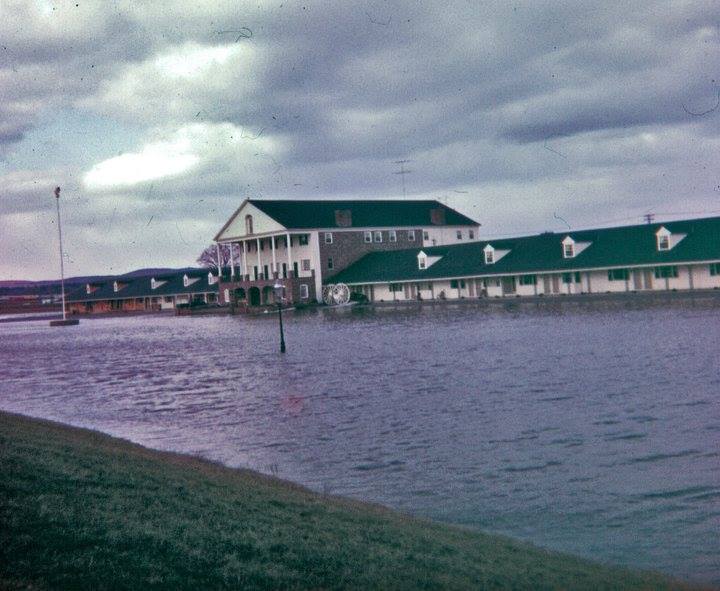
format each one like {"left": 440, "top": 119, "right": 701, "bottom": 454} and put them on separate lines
{"left": 0, "top": 411, "right": 701, "bottom": 590}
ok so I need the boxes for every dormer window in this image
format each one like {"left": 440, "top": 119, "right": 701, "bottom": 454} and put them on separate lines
{"left": 183, "top": 274, "right": 190, "bottom": 287}
{"left": 113, "top": 281, "right": 119, "bottom": 293}
{"left": 208, "top": 272, "right": 217, "bottom": 285}
{"left": 245, "top": 214, "right": 253, "bottom": 235}
{"left": 484, "top": 244, "right": 495, "bottom": 264}
{"left": 151, "top": 278, "right": 158, "bottom": 290}
{"left": 656, "top": 227, "right": 671, "bottom": 251}
{"left": 86, "top": 284, "right": 92, "bottom": 295}
{"left": 562, "top": 236, "right": 575, "bottom": 258}
{"left": 417, "top": 251, "right": 427, "bottom": 270}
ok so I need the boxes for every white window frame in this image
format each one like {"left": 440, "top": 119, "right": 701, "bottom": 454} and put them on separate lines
{"left": 364, "top": 231, "right": 372, "bottom": 243}
{"left": 456, "top": 230, "right": 462, "bottom": 240}
{"left": 373, "top": 230, "right": 383, "bottom": 243}
{"left": 300, "top": 284, "right": 309, "bottom": 299}
{"left": 563, "top": 243, "right": 575, "bottom": 258}
{"left": 657, "top": 235, "right": 670, "bottom": 251}
{"left": 485, "top": 251, "right": 494, "bottom": 264}
{"left": 389, "top": 230, "right": 397, "bottom": 242}
{"left": 302, "top": 259, "right": 311, "bottom": 271}
{"left": 408, "top": 230, "right": 415, "bottom": 241}
{"left": 469, "top": 229, "right": 475, "bottom": 239}
{"left": 324, "top": 232, "right": 333, "bottom": 244}
{"left": 423, "top": 231, "right": 429, "bottom": 241}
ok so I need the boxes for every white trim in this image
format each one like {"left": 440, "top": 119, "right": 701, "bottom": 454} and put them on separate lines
{"left": 219, "top": 224, "right": 480, "bottom": 241}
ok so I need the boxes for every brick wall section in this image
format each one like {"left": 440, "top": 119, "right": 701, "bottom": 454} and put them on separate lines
{"left": 220, "top": 273, "right": 316, "bottom": 306}
{"left": 320, "top": 228, "right": 422, "bottom": 280}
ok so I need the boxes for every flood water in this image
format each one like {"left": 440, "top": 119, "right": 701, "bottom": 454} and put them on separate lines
{"left": 1, "top": 299, "right": 719, "bottom": 584}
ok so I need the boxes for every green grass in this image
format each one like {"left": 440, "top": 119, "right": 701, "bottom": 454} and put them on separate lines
{"left": 0, "top": 411, "right": 705, "bottom": 590}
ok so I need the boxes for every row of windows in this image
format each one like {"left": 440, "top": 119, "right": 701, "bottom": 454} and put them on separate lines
{"left": 246, "top": 234, "right": 309, "bottom": 252}
{"left": 562, "top": 272, "right": 582, "bottom": 284}
{"left": 608, "top": 268, "right": 629, "bottom": 281}
{"left": 363, "top": 230, "right": 408, "bottom": 243}
{"left": 415, "top": 266, "right": 702, "bottom": 290}
{"left": 326, "top": 228, "right": 477, "bottom": 245}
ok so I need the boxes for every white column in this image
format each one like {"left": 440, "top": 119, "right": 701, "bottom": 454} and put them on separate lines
{"left": 256, "top": 238, "right": 261, "bottom": 278}
{"left": 229, "top": 242, "right": 235, "bottom": 278}
{"left": 216, "top": 243, "right": 222, "bottom": 278}
{"left": 242, "top": 241, "right": 248, "bottom": 278}
{"left": 286, "top": 233, "right": 292, "bottom": 277}
{"left": 271, "top": 235, "right": 277, "bottom": 277}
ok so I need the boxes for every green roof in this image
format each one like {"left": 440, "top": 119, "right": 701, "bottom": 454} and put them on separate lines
{"left": 330, "top": 216, "right": 720, "bottom": 284}
{"left": 68, "top": 270, "right": 217, "bottom": 302}
{"left": 248, "top": 199, "right": 478, "bottom": 229}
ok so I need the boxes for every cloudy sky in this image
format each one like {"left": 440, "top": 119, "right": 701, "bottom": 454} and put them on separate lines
{"left": 2, "top": 1, "right": 719, "bottom": 280}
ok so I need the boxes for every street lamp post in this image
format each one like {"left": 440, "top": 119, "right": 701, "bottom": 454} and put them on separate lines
{"left": 273, "top": 281, "right": 286, "bottom": 353}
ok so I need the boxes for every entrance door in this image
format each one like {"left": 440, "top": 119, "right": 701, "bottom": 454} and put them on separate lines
{"left": 248, "top": 287, "right": 261, "bottom": 306}
{"left": 643, "top": 269, "right": 653, "bottom": 290}
{"left": 501, "top": 277, "right": 516, "bottom": 295}
{"left": 633, "top": 270, "right": 642, "bottom": 290}
{"left": 551, "top": 275, "right": 560, "bottom": 293}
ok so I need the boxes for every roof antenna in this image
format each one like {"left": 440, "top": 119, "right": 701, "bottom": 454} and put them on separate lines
{"left": 393, "top": 160, "right": 412, "bottom": 198}
{"left": 643, "top": 213, "right": 655, "bottom": 224}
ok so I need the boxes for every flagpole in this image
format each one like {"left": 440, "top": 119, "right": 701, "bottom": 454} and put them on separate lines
{"left": 54, "top": 187, "right": 67, "bottom": 321}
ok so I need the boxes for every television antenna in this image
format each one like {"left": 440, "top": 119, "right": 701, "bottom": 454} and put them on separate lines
{"left": 393, "top": 160, "right": 413, "bottom": 198}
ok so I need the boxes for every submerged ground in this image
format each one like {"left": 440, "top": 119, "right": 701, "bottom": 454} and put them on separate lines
{"left": 1, "top": 299, "right": 719, "bottom": 584}
{"left": 0, "top": 411, "right": 701, "bottom": 590}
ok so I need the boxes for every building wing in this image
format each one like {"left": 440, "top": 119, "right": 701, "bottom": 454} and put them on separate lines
{"left": 330, "top": 217, "right": 720, "bottom": 285}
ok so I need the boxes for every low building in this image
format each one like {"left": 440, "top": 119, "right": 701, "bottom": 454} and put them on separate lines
{"left": 329, "top": 217, "right": 720, "bottom": 301}
{"left": 213, "top": 199, "right": 481, "bottom": 306}
{"left": 67, "top": 270, "right": 219, "bottom": 314}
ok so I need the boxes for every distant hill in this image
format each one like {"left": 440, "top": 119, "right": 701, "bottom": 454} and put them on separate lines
{"left": 0, "top": 268, "right": 206, "bottom": 297}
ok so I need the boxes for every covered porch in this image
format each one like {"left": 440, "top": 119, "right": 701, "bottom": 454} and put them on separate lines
{"left": 219, "top": 272, "right": 317, "bottom": 311}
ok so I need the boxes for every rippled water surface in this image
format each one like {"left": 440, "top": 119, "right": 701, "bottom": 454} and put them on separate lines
{"left": 1, "top": 300, "right": 719, "bottom": 583}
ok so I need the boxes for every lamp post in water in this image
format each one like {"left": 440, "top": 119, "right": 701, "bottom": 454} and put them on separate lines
{"left": 49, "top": 186, "right": 79, "bottom": 326}
{"left": 273, "top": 280, "right": 286, "bottom": 353}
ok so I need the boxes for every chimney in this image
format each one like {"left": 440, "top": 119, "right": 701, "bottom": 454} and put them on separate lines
{"left": 334, "top": 209, "right": 352, "bottom": 227}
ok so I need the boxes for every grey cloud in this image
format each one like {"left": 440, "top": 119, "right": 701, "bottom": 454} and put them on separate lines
{"left": 3, "top": 0, "right": 720, "bottom": 279}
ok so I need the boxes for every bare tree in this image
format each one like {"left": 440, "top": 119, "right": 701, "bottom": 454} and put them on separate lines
{"left": 197, "top": 244, "right": 233, "bottom": 271}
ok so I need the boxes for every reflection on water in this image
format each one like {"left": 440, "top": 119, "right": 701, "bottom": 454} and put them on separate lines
{"left": 1, "top": 299, "right": 719, "bottom": 583}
